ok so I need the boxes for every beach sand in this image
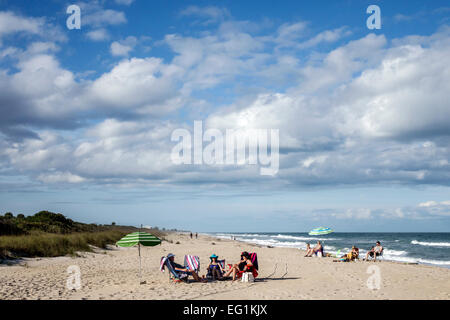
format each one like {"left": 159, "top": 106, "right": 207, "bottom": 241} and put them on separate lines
{"left": 1, "top": 232, "right": 449, "bottom": 300}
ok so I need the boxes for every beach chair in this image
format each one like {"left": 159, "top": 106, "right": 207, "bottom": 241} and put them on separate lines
{"left": 227, "top": 252, "right": 259, "bottom": 279}
{"left": 366, "top": 249, "right": 384, "bottom": 261}
{"left": 184, "top": 255, "right": 200, "bottom": 272}
{"left": 206, "top": 259, "right": 225, "bottom": 279}
{"left": 160, "top": 256, "right": 188, "bottom": 282}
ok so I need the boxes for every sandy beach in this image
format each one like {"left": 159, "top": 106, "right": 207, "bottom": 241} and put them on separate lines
{"left": 1, "top": 232, "right": 449, "bottom": 300}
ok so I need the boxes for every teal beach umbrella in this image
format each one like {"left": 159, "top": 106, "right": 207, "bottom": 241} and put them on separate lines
{"left": 116, "top": 231, "right": 161, "bottom": 283}
{"left": 309, "top": 227, "right": 333, "bottom": 236}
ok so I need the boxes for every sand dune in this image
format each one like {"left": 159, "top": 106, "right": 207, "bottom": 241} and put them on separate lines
{"left": 1, "top": 233, "right": 449, "bottom": 300}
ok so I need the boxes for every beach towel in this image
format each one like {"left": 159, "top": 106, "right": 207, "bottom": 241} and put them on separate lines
{"left": 249, "top": 252, "right": 259, "bottom": 271}
{"left": 184, "top": 255, "right": 200, "bottom": 271}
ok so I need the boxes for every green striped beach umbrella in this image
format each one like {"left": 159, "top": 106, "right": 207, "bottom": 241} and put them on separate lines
{"left": 308, "top": 227, "right": 333, "bottom": 236}
{"left": 116, "top": 231, "right": 161, "bottom": 283}
{"left": 116, "top": 231, "right": 161, "bottom": 247}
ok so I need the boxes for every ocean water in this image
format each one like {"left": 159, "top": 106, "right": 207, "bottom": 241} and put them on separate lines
{"left": 210, "top": 232, "right": 450, "bottom": 268}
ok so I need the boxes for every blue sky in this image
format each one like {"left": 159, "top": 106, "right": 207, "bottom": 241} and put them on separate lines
{"left": 0, "top": 0, "right": 449, "bottom": 232}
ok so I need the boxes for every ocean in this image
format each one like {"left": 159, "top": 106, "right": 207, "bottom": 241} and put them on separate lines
{"left": 210, "top": 232, "right": 450, "bottom": 268}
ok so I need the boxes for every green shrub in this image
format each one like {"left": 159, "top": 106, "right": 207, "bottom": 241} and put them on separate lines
{"left": 0, "top": 230, "right": 126, "bottom": 258}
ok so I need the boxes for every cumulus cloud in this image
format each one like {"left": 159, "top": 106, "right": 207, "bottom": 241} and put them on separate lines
{"left": 86, "top": 28, "right": 110, "bottom": 41}
{"left": 80, "top": 1, "right": 127, "bottom": 27}
{"left": 76, "top": 1, "right": 128, "bottom": 42}
{"left": 0, "top": 11, "right": 43, "bottom": 37}
{"left": 110, "top": 36, "right": 138, "bottom": 56}
{"left": 0, "top": 9, "right": 449, "bottom": 193}
{"left": 417, "top": 200, "right": 450, "bottom": 216}
{"left": 114, "top": 0, "right": 135, "bottom": 5}
{"left": 297, "top": 27, "right": 352, "bottom": 49}
{"left": 0, "top": 11, "right": 66, "bottom": 43}
{"left": 180, "top": 5, "right": 230, "bottom": 24}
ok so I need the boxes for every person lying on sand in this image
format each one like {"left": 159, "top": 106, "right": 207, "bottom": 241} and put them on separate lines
{"left": 333, "top": 246, "right": 359, "bottom": 262}
{"left": 305, "top": 241, "right": 323, "bottom": 257}
{"left": 342, "top": 246, "right": 359, "bottom": 260}
{"left": 167, "top": 253, "right": 207, "bottom": 283}
{"left": 207, "top": 254, "right": 223, "bottom": 280}
{"left": 364, "top": 241, "right": 383, "bottom": 261}
{"left": 223, "top": 251, "right": 254, "bottom": 281}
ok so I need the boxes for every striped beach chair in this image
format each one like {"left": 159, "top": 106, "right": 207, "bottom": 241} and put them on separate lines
{"left": 160, "top": 256, "right": 188, "bottom": 282}
{"left": 184, "top": 255, "right": 200, "bottom": 271}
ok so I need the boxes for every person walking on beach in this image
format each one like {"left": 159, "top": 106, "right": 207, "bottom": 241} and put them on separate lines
{"left": 190, "top": 232, "right": 193, "bottom": 239}
{"left": 195, "top": 233, "right": 198, "bottom": 239}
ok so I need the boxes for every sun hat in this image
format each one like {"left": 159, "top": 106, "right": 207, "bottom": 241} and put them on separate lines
{"left": 210, "top": 254, "right": 218, "bottom": 259}
{"left": 167, "top": 253, "right": 175, "bottom": 258}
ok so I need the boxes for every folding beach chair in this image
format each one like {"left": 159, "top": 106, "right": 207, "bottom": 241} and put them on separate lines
{"left": 206, "top": 259, "right": 226, "bottom": 279}
{"left": 370, "top": 250, "right": 384, "bottom": 261}
{"left": 184, "top": 255, "right": 200, "bottom": 272}
{"left": 227, "top": 252, "right": 259, "bottom": 279}
{"left": 160, "top": 256, "right": 188, "bottom": 283}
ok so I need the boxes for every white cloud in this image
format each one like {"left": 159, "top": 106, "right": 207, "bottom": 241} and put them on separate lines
{"left": 37, "top": 172, "right": 86, "bottom": 184}
{"left": 337, "top": 31, "right": 450, "bottom": 139}
{"left": 419, "top": 201, "right": 439, "bottom": 207}
{"left": 87, "top": 28, "right": 110, "bottom": 41}
{"left": 0, "top": 11, "right": 66, "bottom": 43}
{"left": 298, "top": 27, "right": 352, "bottom": 49}
{"left": 81, "top": 3, "right": 127, "bottom": 28}
{"left": 110, "top": 41, "right": 132, "bottom": 56}
{"left": 110, "top": 36, "right": 137, "bottom": 56}
{"left": 0, "top": 11, "right": 43, "bottom": 36}
{"left": 180, "top": 5, "right": 230, "bottom": 24}
{"left": 416, "top": 200, "right": 450, "bottom": 217}
{"left": 0, "top": 14, "right": 449, "bottom": 192}
{"left": 114, "top": 0, "right": 135, "bottom": 5}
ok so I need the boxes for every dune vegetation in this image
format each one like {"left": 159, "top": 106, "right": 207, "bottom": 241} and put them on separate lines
{"left": 0, "top": 211, "right": 165, "bottom": 259}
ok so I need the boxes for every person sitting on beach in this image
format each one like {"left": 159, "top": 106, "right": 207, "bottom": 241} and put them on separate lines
{"left": 353, "top": 247, "right": 359, "bottom": 259}
{"left": 341, "top": 246, "right": 359, "bottom": 261}
{"left": 223, "top": 252, "right": 254, "bottom": 281}
{"left": 167, "top": 253, "right": 207, "bottom": 283}
{"left": 365, "top": 241, "right": 383, "bottom": 261}
{"left": 304, "top": 243, "right": 313, "bottom": 257}
{"left": 207, "top": 254, "right": 223, "bottom": 280}
{"left": 306, "top": 241, "right": 323, "bottom": 257}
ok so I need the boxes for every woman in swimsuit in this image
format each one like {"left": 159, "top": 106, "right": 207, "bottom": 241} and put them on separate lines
{"left": 223, "top": 252, "right": 254, "bottom": 281}
{"left": 207, "top": 254, "right": 223, "bottom": 280}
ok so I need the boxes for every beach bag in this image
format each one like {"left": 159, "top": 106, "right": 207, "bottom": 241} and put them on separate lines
{"left": 317, "top": 251, "right": 323, "bottom": 258}
{"left": 241, "top": 272, "right": 254, "bottom": 283}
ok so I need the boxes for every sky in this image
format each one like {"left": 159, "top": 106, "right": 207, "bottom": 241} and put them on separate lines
{"left": 0, "top": 0, "right": 449, "bottom": 232}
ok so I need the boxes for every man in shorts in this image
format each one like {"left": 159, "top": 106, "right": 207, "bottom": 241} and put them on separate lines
{"left": 365, "top": 241, "right": 383, "bottom": 261}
